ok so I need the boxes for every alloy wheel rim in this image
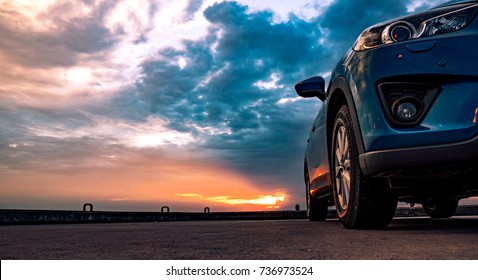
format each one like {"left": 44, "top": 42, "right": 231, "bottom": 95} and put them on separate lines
{"left": 335, "top": 125, "right": 351, "bottom": 212}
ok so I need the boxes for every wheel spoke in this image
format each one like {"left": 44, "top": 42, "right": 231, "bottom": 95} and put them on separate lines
{"left": 335, "top": 177, "right": 342, "bottom": 194}
{"left": 337, "top": 178, "right": 344, "bottom": 208}
{"left": 335, "top": 166, "right": 342, "bottom": 178}
{"left": 335, "top": 148, "right": 342, "bottom": 164}
{"left": 342, "top": 171, "right": 351, "bottom": 207}
{"left": 342, "top": 137, "right": 349, "bottom": 159}
{"left": 340, "top": 128, "right": 346, "bottom": 155}
{"left": 344, "top": 159, "right": 350, "bottom": 170}
{"left": 343, "top": 171, "right": 350, "bottom": 186}
{"left": 337, "top": 129, "right": 343, "bottom": 158}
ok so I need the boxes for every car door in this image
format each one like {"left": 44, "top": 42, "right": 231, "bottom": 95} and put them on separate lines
{"left": 305, "top": 103, "right": 329, "bottom": 183}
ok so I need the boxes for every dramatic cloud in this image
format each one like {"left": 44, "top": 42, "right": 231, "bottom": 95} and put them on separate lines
{"left": 0, "top": 0, "right": 449, "bottom": 211}
{"left": 0, "top": 1, "right": 117, "bottom": 68}
{"left": 184, "top": 0, "right": 205, "bottom": 21}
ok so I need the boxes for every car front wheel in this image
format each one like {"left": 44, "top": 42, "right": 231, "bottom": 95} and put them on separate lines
{"left": 331, "top": 105, "right": 397, "bottom": 229}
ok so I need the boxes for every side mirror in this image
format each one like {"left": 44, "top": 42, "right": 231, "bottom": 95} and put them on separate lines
{"left": 295, "top": 76, "right": 326, "bottom": 101}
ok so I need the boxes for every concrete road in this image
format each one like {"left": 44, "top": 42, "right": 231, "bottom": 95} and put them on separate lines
{"left": 1, "top": 217, "right": 478, "bottom": 259}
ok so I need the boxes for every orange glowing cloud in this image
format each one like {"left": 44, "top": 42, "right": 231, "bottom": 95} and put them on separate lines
{"left": 176, "top": 193, "right": 286, "bottom": 207}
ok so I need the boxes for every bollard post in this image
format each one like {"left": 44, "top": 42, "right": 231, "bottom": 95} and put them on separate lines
{"left": 161, "top": 206, "right": 170, "bottom": 213}
{"left": 204, "top": 207, "right": 210, "bottom": 214}
{"left": 295, "top": 204, "right": 300, "bottom": 211}
{"left": 83, "top": 203, "right": 93, "bottom": 212}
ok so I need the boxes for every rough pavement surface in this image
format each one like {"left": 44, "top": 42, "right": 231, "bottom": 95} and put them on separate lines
{"left": 1, "top": 217, "right": 478, "bottom": 259}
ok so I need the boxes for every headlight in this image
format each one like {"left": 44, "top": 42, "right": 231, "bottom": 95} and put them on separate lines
{"left": 354, "top": 3, "right": 478, "bottom": 51}
{"left": 382, "top": 21, "right": 416, "bottom": 44}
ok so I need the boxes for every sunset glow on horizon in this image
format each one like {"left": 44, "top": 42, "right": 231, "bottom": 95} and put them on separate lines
{"left": 0, "top": 146, "right": 289, "bottom": 211}
{"left": 0, "top": 0, "right": 448, "bottom": 212}
{"left": 176, "top": 192, "right": 286, "bottom": 206}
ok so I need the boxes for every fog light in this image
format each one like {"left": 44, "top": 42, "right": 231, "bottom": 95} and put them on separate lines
{"left": 392, "top": 97, "right": 422, "bottom": 122}
{"left": 396, "top": 102, "right": 417, "bottom": 120}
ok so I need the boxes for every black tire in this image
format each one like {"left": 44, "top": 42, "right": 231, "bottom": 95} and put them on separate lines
{"left": 422, "top": 198, "right": 459, "bottom": 218}
{"left": 331, "top": 105, "right": 397, "bottom": 229}
{"left": 305, "top": 168, "right": 328, "bottom": 221}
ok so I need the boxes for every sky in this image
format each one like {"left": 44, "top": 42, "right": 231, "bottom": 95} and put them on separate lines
{"left": 0, "top": 0, "right": 448, "bottom": 212}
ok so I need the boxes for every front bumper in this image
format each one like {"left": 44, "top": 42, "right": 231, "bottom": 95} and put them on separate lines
{"left": 360, "top": 133, "right": 478, "bottom": 177}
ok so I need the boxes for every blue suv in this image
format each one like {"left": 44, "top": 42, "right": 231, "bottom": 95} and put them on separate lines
{"left": 295, "top": 0, "right": 478, "bottom": 228}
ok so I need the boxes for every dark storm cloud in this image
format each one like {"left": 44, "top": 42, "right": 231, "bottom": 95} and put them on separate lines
{"left": 318, "top": 0, "right": 444, "bottom": 59}
{"left": 318, "top": 0, "right": 408, "bottom": 60}
{"left": 321, "top": 0, "right": 408, "bottom": 37}
{"left": 203, "top": 2, "right": 325, "bottom": 74}
{"left": 0, "top": 1, "right": 116, "bottom": 68}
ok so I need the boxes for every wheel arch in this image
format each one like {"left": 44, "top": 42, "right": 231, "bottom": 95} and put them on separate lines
{"left": 326, "top": 76, "right": 365, "bottom": 158}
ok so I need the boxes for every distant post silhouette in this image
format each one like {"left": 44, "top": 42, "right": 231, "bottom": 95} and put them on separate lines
{"left": 83, "top": 203, "right": 93, "bottom": 212}
{"left": 161, "top": 206, "right": 170, "bottom": 213}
